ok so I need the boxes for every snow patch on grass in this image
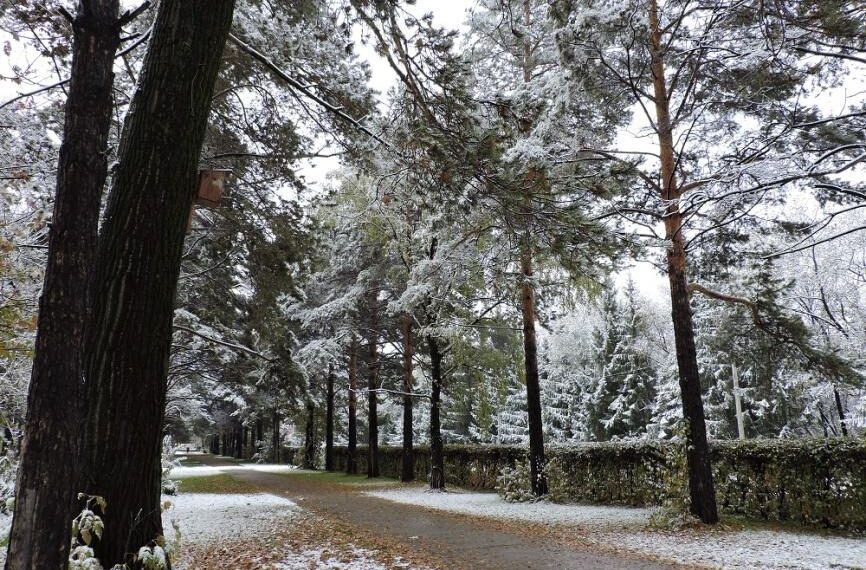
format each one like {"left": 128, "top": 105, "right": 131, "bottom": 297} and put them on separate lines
{"left": 163, "top": 492, "right": 299, "bottom": 546}
{"left": 366, "top": 486, "right": 652, "bottom": 527}
{"left": 170, "top": 463, "right": 295, "bottom": 479}
{"left": 614, "top": 528, "right": 866, "bottom": 570}
{"left": 276, "top": 545, "right": 419, "bottom": 569}
{"left": 170, "top": 465, "right": 225, "bottom": 478}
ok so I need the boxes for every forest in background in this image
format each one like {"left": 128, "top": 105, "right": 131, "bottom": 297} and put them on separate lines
{"left": 0, "top": 0, "right": 865, "bottom": 567}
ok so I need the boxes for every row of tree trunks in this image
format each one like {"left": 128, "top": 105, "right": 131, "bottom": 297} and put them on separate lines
{"left": 346, "top": 335, "right": 359, "bottom": 474}
{"left": 648, "top": 0, "right": 718, "bottom": 524}
{"left": 401, "top": 316, "right": 415, "bottom": 482}
{"left": 4, "top": 2, "right": 121, "bottom": 568}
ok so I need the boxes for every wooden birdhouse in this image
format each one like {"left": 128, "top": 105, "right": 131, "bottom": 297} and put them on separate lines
{"left": 187, "top": 169, "right": 230, "bottom": 232}
{"left": 196, "top": 168, "right": 230, "bottom": 207}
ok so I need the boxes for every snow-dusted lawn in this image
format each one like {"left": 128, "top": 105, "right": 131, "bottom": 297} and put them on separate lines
{"left": 276, "top": 545, "right": 421, "bottom": 570}
{"left": 163, "top": 492, "right": 299, "bottom": 546}
{"left": 366, "top": 486, "right": 653, "bottom": 527}
{"left": 617, "top": 527, "right": 866, "bottom": 570}
{"left": 169, "top": 462, "right": 296, "bottom": 479}
{"left": 366, "top": 487, "right": 866, "bottom": 570}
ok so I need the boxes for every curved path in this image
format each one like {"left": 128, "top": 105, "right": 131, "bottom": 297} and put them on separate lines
{"left": 195, "top": 455, "right": 682, "bottom": 570}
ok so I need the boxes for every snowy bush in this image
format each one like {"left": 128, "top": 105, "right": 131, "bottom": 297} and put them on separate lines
{"left": 495, "top": 461, "right": 535, "bottom": 503}
{"left": 161, "top": 438, "right": 179, "bottom": 495}
{"left": 0, "top": 450, "right": 16, "bottom": 513}
{"left": 67, "top": 495, "right": 172, "bottom": 570}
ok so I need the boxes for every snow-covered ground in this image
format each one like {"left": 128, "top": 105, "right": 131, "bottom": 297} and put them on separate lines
{"left": 619, "top": 527, "right": 866, "bottom": 570}
{"left": 366, "top": 486, "right": 653, "bottom": 527}
{"left": 366, "top": 487, "right": 866, "bottom": 570}
{"left": 169, "top": 462, "right": 296, "bottom": 479}
{"left": 276, "top": 545, "right": 421, "bottom": 570}
{"left": 163, "top": 492, "right": 299, "bottom": 545}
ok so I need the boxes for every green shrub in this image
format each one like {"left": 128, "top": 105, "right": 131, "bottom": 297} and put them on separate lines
{"left": 496, "top": 461, "right": 535, "bottom": 503}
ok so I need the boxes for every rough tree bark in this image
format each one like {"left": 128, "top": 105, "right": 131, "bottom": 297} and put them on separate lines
{"left": 303, "top": 401, "right": 316, "bottom": 469}
{"left": 325, "top": 364, "right": 335, "bottom": 471}
{"left": 5, "top": 2, "right": 120, "bottom": 568}
{"left": 648, "top": 0, "right": 718, "bottom": 524}
{"left": 78, "top": 1, "right": 235, "bottom": 565}
{"left": 428, "top": 335, "right": 445, "bottom": 490}
{"left": 520, "top": 248, "right": 547, "bottom": 496}
{"left": 833, "top": 386, "right": 848, "bottom": 437}
{"left": 346, "top": 335, "right": 359, "bottom": 474}
{"left": 272, "top": 410, "right": 281, "bottom": 463}
{"left": 255, "top": 418, "right": 264, "bottom": 453}
{"left": 401, "top": 316, "right": 415, "bottom": 482}
{"left": 367, "top": 329, "right": 380, "bottom": 478}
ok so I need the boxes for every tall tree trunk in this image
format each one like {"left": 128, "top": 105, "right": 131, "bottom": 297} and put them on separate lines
{"left": 303, "top": 400, "right": 316, "bottom": 469}
{"left": 346, "top": 336, "right": 359, "bottom": 475}
{"left": 325, "top": 364, "right": 335, "bottom": 471}
{"left": 78, "top": 3, "right": 235, "bottom": 563}
{"left": 367, "top": 330, "right": 380, "bottom": 478}
{"left": 242, "top": 426, "right": 249, "bottom": 458}
{"left": 833, "top": 385, "right": 848, "bottom": 437}
{"left": 518, "top": 0, "right": 547, "bottom": 497}
{"left": 428, "top": 335, "right": 445, "bottom": 490}
{"left": 401, "top": 316, "right": 415, "bottom": 482}
{"left": 648, "top": 0, "right": 718, "bottom": 524}
{"left": 520, "top": 249, "right": 547, "bottom": 496}
{"left": 5, "top": 3, "right": 120, "bottom": 568}
{"left": 272, "top": 410, "right": 281, "bottom": 463}
{"left": 255, "top": 417, "right": 264, "bottom": 454}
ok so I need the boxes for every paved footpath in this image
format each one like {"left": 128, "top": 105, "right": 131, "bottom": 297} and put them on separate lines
{"left": 195, "top": 455, "right": 682, "bottom": 570}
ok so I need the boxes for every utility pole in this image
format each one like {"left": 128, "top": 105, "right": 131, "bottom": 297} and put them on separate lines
{"left": 732, "top": 363, "right": 745, "bottom": 440}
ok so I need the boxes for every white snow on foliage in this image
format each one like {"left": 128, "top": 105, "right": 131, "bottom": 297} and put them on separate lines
{"left": 162, "top": 492, "right": 299, "bottom": 545}
{"left": 277, "top": 545, "right": 422, "bottom": 570}
{"left": 0, "top": 512, "right": 11, "bottom": 565}
{"left": 365, "top": 487, "right": 653, "bottom": 527}
{"left": 366, "top": 487, "right": 866, "bottom": 570}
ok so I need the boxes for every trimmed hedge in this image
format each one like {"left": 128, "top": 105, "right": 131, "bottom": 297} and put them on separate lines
{"left": 298, "top": 439, "right": 866, "bottom": 530}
